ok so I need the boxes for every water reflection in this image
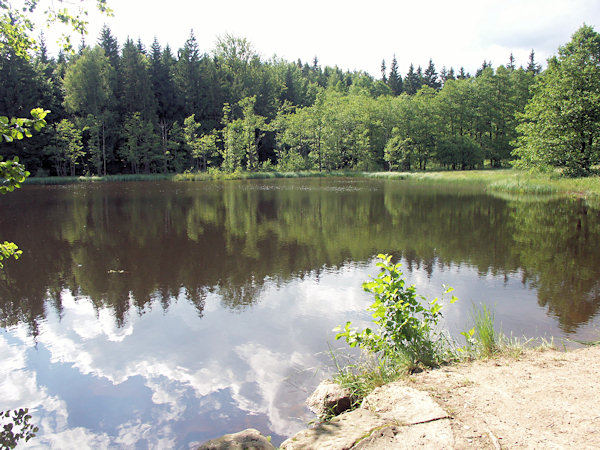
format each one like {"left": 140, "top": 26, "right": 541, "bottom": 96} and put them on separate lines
{"left": 0, "top": 178, "right": 599, "bottom": 447}
{"left": 1, "top": 179, "right": 599, "bottom": 333}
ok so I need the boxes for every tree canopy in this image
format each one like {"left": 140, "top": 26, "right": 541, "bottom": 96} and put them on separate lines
{"left": 3, "top": 6, "right": 599, "bottom": 178}
{"left": 513, "top": 25, "right": 600, "bottom": 176}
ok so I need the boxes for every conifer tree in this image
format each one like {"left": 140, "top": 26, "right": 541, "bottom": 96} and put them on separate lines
{"left": 476, "top": 60, "right": 492, "bottom": 77}
{"left": 526, "top": 49, "right": 542, "bottom": 75}
{"left": 387, "top": 55, "right": 402, "bottom": 95}
{"left": 423, "top": 59, "right": 441, "bottom": 90}
{"left": 381, "top": 59, "right": 387, "bottom": 83}
{"left": 120, "top": 38, "right": 157, "bottom": 121}
{"left": 416, "top": 66, "right": 424, "bottom": 87}
{"left": 447, "top": 67, "right": 456, "bottom": 81}
{"left": 150, "top": 38, "right": 178, "bottom": 169}
{"left": 404, "top": 63, "right": 420, "bottom": 95}
{"left": 174, "top": 30, "right": 203, "bottom": 119}
{"left": 507, "top": 52, "right": 516, "bottom": 70}
{"left": 98, "top": 25, "right": 120, "bottom": 70}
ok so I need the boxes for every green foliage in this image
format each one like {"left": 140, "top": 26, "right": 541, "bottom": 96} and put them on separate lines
{"left": 0, "top": 240, "right": 22, "bottom": 269}
{"left": 220, "top": 103, "right": 245, "bottom": 172}
{"left": 384, "top": 130, "right": 414, "bottom": 170}
{"left": 514, "top": 25, "right": 600, "bottom": 176}
{"left": 121, "top": 112, "right": 160, "bottom": 174}
{"left": 0, "top": 108, "right": 48, "bottom": 143}
{"left": 0, "top": 0, "right": 112, "bottom": 58}
{"left": 0, "top": 156, "right": 29, "bottom": 193}
{"left": 335, "top": 254, "right": 457, "bottom": 368}
{"left": 63, "top": 47, "right": 114, "bottom": 116}
{"left": 1, "top": 3, "right": 582, "bottom": 178}
{"left": 459, "top": 304, "right": 497, "bottom": 357}
{"left": 47, "top": 118, "right": 84, "bottom": 176}
{"left": 0, "top": 408, "right": 38, "bottom": 449}
{"left": 472, "top": 304, "right": 497, "bottom": 356}
{"left": 184, "top": 114, "right": 218, "bottom": 171}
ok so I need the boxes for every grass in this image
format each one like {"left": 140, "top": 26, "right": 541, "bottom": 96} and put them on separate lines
{"left": 366, "top": 168, "right": 600, "bottom": 199}
{"left": 22, "top": 168, "right": 600, "bottom": 205}
{"left": 470, "top": 304, "right": 498, "bottom": 357}
{"left": 327, "top": 350, "right": 412, "bottom": 417}
{"left": 24, "top": 173, "right": 176, "bottom": 185}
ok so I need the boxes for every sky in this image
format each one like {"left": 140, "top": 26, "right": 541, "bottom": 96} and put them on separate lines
{"left": 40, "top": 0, "right": 600, "bottom": 77}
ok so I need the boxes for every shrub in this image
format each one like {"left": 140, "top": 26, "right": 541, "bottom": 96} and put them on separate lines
{"left": 334, "top": 254, "right": 457, "bottom": 370}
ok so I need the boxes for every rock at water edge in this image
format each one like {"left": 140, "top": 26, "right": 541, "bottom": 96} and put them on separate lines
{"left": 196, "top": 428, "right": 275, "bottom": 450}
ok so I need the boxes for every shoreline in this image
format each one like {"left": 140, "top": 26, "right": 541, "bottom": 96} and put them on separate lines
{"left": 204, "top": 345, "right": 599, "bottom": 449}
{"left": 22, "top": 169, "right": 600, "bottom": 203}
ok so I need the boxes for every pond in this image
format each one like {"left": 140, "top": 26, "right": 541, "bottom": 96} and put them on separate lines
{"left": 1, "top": 178, "right": 599, "bottom": 448}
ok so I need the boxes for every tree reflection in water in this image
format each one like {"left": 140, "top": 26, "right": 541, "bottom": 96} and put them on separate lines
{"left": 0, "top": 179, "right": 599, "bottom": 335}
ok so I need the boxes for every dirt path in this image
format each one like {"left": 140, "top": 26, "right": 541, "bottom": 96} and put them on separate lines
{"left": 406, "top": 346, "right": 600, "bottom": 449}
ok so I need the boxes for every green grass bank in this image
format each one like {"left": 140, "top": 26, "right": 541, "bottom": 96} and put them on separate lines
{"left": 23, "top": 169, "right": 600, "bottom": 201}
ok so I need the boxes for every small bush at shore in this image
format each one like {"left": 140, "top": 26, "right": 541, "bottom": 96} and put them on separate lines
{"left": 330, "top": 254, "right": 558, "bottom": 413}
{"left": 334, "top": 254, "right": 458, "bottom": 373}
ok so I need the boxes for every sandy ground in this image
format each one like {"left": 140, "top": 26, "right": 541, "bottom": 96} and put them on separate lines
{"left": 405, "top": 346, "right": 600, "bottom": 449}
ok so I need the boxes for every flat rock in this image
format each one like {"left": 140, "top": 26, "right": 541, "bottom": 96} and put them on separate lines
{"left": 280, "top": 408, "right": 391, "bottom": 449}
{"left": 361, "top": 383, "right": 448, "bottom": 424}
{"left": 306, "top": 380, "right": 356, "bottom": 417}
{"left": 196, "top": 428, "right": 275, "bottom": 450}
{"left": 352, "top": 419, "right": 454, "bottom": 449}
{"left": 283, "top": 382, "right": 455, "bottom": 449}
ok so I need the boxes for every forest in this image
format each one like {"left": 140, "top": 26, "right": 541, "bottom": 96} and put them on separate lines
{"left": 0, "top": 24, "right": 545, "bottom": 177}
{"left": 1, "top": 23, "right": 598, "bottom": 177}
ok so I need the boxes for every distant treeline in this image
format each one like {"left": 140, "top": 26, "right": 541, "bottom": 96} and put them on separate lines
{"left": 0, "top": 27, "right": 543, "bottom": 176}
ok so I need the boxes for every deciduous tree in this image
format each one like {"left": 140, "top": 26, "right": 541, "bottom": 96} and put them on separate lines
{"left": 514, "top": 25, "right": 600, "bottom": 176}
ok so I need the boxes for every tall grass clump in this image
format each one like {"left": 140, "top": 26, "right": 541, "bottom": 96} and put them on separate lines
{"left": 460, "top": 304, "right": 498, "bottom": 358}
{"left": 334, "top": 254, "right": 458, "bottom": 375}
{"left": 459, "top": 304, "right": 556, "bottom": 358}
{"left": 473, "top": 304, "right": 497, "bottom": 356}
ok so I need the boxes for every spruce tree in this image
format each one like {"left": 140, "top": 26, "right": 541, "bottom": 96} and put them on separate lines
{"left": 404, "top": 64, "right": 420, "bottom": 95}
{"left": 387, "top": 55, "right": 402, "bottom": 95}
{"left": 381, "top": 59, "right": 387, "bottom": 83}
{"left": 526, "top": 49, "right": 542, "bottom": 75}
{"left": 98, "top": 25, "right": 120, "bottom": 69}
{"left": 174, "top": 30, "right": 203, "bottom": 119}
{"left": 507, "top": 52, "right": 516, "bottom": 70}
{"left": 476, "top": 60, "right": 492, "bottom": 77}
{"left": 282, "top": 65, "right": 297, "bottom": 104}
{"left": 150, "top": 38, "right": 178, "bottom": 170}
{"left": 423, "top": 59, "right": 441, "bottom": 90}
{"left": 447, "top": 67, "right": 456, "bottom": 81}
{"left": 120, "top": 38, "right": 158, "bottom": 121}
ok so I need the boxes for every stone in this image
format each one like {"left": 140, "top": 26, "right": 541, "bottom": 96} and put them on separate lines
{"left": 351, "top": 419, "right": 454, "bottom": 449}
{"left": 281, "top": 382, "right": 455, "bottom": 449}
{"left": 280, "top": 408, "right": 391, "bottom": 449}
{"left": 196, "top": 428, "right": 275, "bottom": 450}
{"left": 361, "top": 383, "right": 448, "bottom": 424}
{"left": 306, "top": 380, "right": 357, "bottom": 417}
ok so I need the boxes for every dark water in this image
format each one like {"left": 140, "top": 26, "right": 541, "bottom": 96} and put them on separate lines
{"left": 0, "top": 178, "right": 599, "bottom": 448}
